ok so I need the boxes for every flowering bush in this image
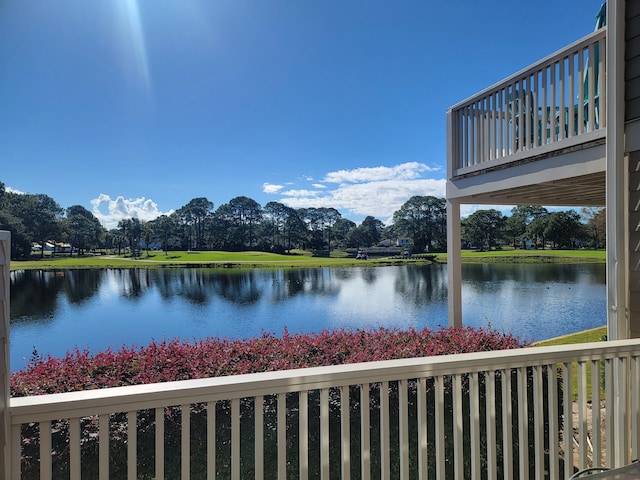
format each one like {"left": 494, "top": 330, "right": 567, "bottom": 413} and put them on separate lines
{"left": 11, "top": 326, "right": 525, "bottom": 396}
{"left": 11, "top": 327, "right": 532, "bottom": 479}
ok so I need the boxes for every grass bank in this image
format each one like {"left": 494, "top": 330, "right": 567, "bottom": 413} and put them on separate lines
{"left": 11, "top": 251, "right": 437, "bottom": 271}
{"left": 11, "top": 248, "right": 604, "bottom": 270}
{"left": 534, "top": 325, "right": 608, "bottom": 400}
{"left": 434, "top": 248, "right": 605, "bottom": 264}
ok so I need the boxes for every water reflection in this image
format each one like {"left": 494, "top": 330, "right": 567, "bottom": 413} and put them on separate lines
{"left": 9, "top": 264, "right": 606, "bottom": 370}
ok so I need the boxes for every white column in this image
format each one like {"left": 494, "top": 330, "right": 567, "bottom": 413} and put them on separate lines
{"left": 0, "top": 231, "right": 11, "bottom": 480}
{"left": 447, "top": 201, "right": 462, "bottom": 327}
{"left": 606, "top": 0, "right": 628, "bottom": 340}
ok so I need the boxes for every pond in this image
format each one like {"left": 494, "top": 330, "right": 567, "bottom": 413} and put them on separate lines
{"left": 9, "top": 263, "right": 606, "bottom": 371}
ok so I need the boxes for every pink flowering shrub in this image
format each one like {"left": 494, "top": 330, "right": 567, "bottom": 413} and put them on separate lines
{"left": 11, "top": 327, "right": 531, "bottom": 479}
{"left": 11, "top": 326, "right": 525, "bottom": 397}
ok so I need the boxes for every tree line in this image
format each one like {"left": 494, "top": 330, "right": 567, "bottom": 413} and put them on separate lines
{"left": 0, "top": 181, "right": 604, "bottom": 260}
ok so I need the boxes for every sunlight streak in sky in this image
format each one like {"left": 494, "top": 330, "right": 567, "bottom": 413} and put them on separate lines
{"left": 114, "top": 0, "right": 151, "bottom": 97}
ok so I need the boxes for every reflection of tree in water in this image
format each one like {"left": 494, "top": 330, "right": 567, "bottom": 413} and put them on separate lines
{"left": 61, "top": 269, "right": 102, "bottom": 304}
{"left": 11, "top": 270, "right": 61, "bottom": 323}
{"left": 393, "top": 265, "right": 448, "bottom": 305}
{"left": 211, "top": 270, "right": 261, "bottom": 305}
{"left": 267, "top": 269, "right": 342, "bottom": 302}
{"left": 358, "top": 267, "right": 378, "bottom": 284}
{"left": 463, "top": 263, "right": 605, "bottom": 291}
{"left": 10, "top": 269, "right": 103, "bottom": 323}
{"left": 108, "top": 269, "right": 153, "bottom": 299}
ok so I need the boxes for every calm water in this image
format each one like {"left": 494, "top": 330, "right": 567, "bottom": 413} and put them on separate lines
{"left": 9, "top": 264, "right": 606, "bottom": 371}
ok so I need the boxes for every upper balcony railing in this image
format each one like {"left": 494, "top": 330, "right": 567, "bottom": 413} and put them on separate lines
{"left": 8, "top": 337, "right": 640, "bottom": 479}
{"left": 447, "top": 28, "right": 606, "bottom": 176}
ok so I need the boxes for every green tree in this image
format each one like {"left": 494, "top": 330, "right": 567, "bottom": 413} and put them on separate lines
{"left": 504, "top": 205, "right": 549, "bottom": 249}
{"left": 215, "top": 197, "right": 263, "bottom": 250}
{"left": 581, "top": 207, "right": 606, "bottom": 248}
{"left": 462, "top": 209, "right": 506, "bottom": 251}
{"left": 65, "top": 205, "right": 105, "bottom": 255}
{"left": 10, "top": 193, "right": 64, "bottom": 258}
{"left": 392, "top": 196, "right": 446, "bottom": 252}
{"left": 176, "top": 197, "right": 214, "bottom": 250}
{"left": 332, "top": 218, "right": 356, "bottom": 248}
{"left": 544, "top": 210, "right": 585, "bottom": 249}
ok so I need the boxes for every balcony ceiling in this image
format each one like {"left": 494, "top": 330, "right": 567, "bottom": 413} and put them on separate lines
{"left": 465, "top": 171, "right": 606, "bottom": 207}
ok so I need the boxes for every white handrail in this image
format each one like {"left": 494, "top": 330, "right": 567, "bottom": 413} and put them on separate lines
{"left": 449, "top": 28, "right": 606, "bottom": 173}
{"left": 9, "top": 338, "right": 640, "bottom": 479}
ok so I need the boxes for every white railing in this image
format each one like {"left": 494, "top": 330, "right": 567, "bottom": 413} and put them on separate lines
{"left": 8, "top": 338, "right": 640, "bottom": 479}
{"left": 448, "top": 28, "right": 606, "bottom": 176}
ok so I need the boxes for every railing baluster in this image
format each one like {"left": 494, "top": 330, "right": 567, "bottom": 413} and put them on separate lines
{"left": 360, "top": 383, "right": 371, "bottom": 480}
{"left": 486, "top": 371, "right": 497, "bottom": 480}
{"left": 380, "top": 381, "right": 390, "bottom": 480}
{"left": 517, "top": 367, "right": 528, "bottom": 477}
{"left": 156, "top": 407, "right": 164, "bottom": 480}
{"left": 452, "top": 374, "right": 464, "bottom": 478}
{"left": 320, "top": 388, "right": 329, "bottom": 480}
{"left": 501, "top": 369, "right": 513, "bottom": 479}
{"left": 547, "top": 364, "right": 559, "bottom": 480}
{"left": 99, "top": 414, "right": 109, "bottom": 480}
{"left": 277, "top": 393, "right": 286, "bottom": 480}
{"left": 598, "top": 37, "right": 606, "bottom": 128}
{"left": 299, "top": 391, "right": 308, "bottom": 480}
{"left": 127, "top": 411, "right": 136, "bottom": 480}
{"left": 207, "top": 401, "right": 216, "bottom": 480}
{"left": 588, "top": 43, "right": 596, "bottom": 131}
{"left": 398, "top": 379, "right": 409, "bottom": 480}
{"left": 417, "top": 377, "right": 428, "bottom": 480}
{"left": 569, "top": 52, "right": 576, "bottom": 137}
{"left": 578, "top": 48, "right": 585, "bottom": 135}
{"left": 577, "top": 361, "right": 588, "bottom": 469}
{"left": 39, "top": 420, "right": 51, "bottom": 480}
{"left": 181, "top": 405, "right": 191, "bottom": 479}
{"left": 469, "top": 372, "right": 480, "bottom": 479}
{"left": 605, "top": 357, "right": 614, "bottom": 467}
{"left": 550, "top": 63, "right": 557, "bottom": 143}
{"left": 231, "top": 399, "right": 239, "bottom": 480}
{"left": 591, "top": 359, "right": 602, "bottom": 467}
{"left": 340, "top": 386, "right": 351, "bottom": 480}
{"left": 559, "top": 57, "right": 566, "bottom": 140}
{"left": 532, "top": 365, "right": 544, "bottom": 480}
{"left": 11, "top": 424, "right": 20, "bottom": 480}
{"left": 255, "top": 396, "right": 264, "bottom": 480}
{"left": 69, "top": 417, "right": 81, "bottom": 480}
{"left": 563, "top": 362, "right": 574, "bottom": 477}
{"left": 434, "top": 375, "right": 445, "bottom": 480}
{"left": 509, "top": 83, "right": 517, "bottom": 155}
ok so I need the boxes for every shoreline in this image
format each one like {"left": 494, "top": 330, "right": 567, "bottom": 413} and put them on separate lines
{"left": 10, "top": 249, "right": 605, "bottom": 271}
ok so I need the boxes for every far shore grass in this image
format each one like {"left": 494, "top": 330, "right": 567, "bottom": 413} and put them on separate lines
{"left": 11, "top": 248, "right": 606, "bottom": 271}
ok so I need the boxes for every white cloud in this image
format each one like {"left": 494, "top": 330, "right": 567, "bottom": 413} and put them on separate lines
{"left": 90, "top": 193, "right": 173, "bottom": 229}
{"left": 281, "top": 178, "right": 446, "bottom": 222}
{"left": 262, "top": 183, "right": 284, "bottom": 194}
{"left": 6, "top": 186, "right": 26, "bottom": 195}
{"left": 323, "top": 162, "right": 439, "bottom": 184}
{"left": 281, "top": 189, "right": 322, "bottom": 198}
{"left": 266, "top": 161, "right": 446, "bottom": 223}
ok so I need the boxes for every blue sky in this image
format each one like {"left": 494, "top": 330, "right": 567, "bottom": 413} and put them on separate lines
{"left": 0, "top": 0, "right": 604, "bottom": 229}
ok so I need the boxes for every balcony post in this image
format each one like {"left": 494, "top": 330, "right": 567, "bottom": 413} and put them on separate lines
{"left": 447, "top": 200, "right": 462, "bottom": 327}
{"left": 0, "top": 231, "right": 10, "bottom": 480}
{"left": 446, "top": 108, "right": 463, "bottom": 327}
{"left": 605, "top": 0, "right": 628, "bottom": 342}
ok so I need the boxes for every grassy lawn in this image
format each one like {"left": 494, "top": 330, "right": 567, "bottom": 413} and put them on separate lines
{"left": 11, "top": 249, "right": 436, "bottom": 270}
{"left": 534, "top": 326, "right": 608, "bottom": 400}
{"left": 12, "top": 248, "right": 605, "bottom": 271}
{"left": 434, "top": 248, "right": 606, "bottom": 264}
